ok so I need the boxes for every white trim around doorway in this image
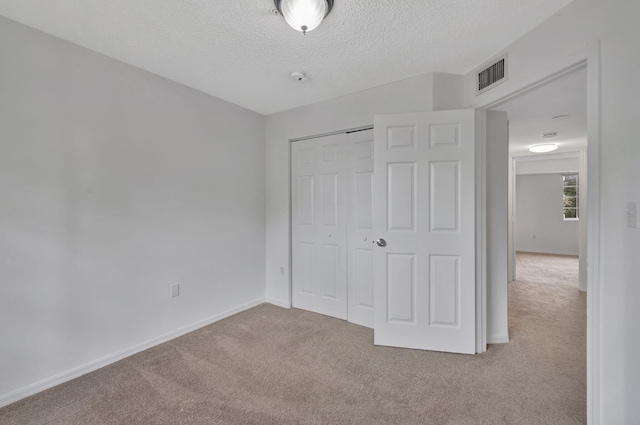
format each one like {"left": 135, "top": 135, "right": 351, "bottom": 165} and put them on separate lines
{"left": 470, "top": 42, "right": 601, "bottom": 425}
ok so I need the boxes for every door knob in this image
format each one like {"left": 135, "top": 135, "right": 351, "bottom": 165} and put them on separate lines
{"left": 376, "top": 238, "right": 386, "bottom": 247}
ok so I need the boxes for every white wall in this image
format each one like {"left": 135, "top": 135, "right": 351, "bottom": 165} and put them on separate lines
{"left": 0, "top": 17, "right": 266, "bottom": 403}
{"left": 465, "top": 0, "right": 640, "bottom": 422}
{"left": 515, "top": 174, "right": 579, "bottom": 255}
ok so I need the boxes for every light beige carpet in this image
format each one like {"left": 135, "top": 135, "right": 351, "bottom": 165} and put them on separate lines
{"left": 0, "top": 252, "right": 586, "bottom": 424}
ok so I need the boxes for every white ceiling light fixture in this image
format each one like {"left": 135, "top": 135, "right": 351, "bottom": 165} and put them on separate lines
{"left": 274, "top": 0, "right": 334, "bottom": 35}
{"left": 529, "top": 144, "right": 559, "bottom": 153}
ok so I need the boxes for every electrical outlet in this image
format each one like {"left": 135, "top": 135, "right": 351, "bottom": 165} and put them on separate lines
{"left": 170, "top": 283, "right": 180, "bottom": 298}
{"left": 627, "top": 202, "right": 638, "bottom": 229}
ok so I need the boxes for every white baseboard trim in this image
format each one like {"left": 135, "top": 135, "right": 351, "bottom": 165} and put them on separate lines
{"left": 266, "top": 298, "right": 291, "bottom": 309}
{"left": 0, "top": 297, "right": 265, "bottom": 409}
{"left": 488, "top": 334, "right": 510, "bottom": 344}
{"left": 516, "top": 249, "right": 579, "bottom": 256}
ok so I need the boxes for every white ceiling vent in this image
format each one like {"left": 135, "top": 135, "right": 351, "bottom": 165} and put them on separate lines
{"left": 476, "top": 54, "right": 508, "bottom": 95}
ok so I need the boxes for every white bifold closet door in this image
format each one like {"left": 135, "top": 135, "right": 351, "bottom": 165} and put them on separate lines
{"left": 345, "top": 130, "right": 375, "bottom": 328}
{"left": 291, "top": 133, "right": 349, "bottom": 320}
{"left": 291, "top": 130, "right": 375, "bottom": 327}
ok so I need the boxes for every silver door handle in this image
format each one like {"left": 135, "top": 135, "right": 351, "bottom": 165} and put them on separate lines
{"left": 376, "top": 238, "right": 386, "bottom": 247}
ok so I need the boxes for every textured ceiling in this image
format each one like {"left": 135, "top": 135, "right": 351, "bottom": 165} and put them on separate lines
{"left": 493, "top": 67, "right": 587, "bottom": 154}
{"left": 0, "top": 0, "right": 572, "bottom": 115}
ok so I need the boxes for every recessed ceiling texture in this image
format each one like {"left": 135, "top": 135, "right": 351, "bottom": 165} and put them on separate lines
{"left": 0, "top": 0, "right": 572, "bottom": 115}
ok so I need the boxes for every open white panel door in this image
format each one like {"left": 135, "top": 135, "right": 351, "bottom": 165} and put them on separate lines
{"left": 373, "top": 110, "right": 476, "bottom": 354}
{"left": 291, "top": 134, "right": 348, "bottom": 320}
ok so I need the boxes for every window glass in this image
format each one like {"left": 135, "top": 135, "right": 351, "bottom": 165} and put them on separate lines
{"left": 563, "top": 174, "right": 579, "bottom": 220}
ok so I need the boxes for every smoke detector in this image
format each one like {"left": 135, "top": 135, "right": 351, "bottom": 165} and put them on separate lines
{"left": 290, "top": 71, "right": 307, "bottom": 82}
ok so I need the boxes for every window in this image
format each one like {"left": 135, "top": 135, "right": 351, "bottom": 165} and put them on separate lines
{"left": 563, "top": 174, "right": 579, "bottom": 220}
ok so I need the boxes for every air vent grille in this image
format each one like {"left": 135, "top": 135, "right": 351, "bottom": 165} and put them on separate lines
{"left": 477, "top": 57, "right": 507, "bottom": 94}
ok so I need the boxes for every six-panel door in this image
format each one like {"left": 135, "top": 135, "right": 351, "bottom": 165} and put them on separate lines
{"left": 373, "top": 110, "right": 476, "bottom": 354}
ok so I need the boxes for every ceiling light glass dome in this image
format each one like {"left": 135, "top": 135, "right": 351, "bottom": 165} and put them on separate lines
{"left": 275, "top": 0, "right": 333, "bottom": 34}
{"left": 529, "top": 144, "right": 559, "bottom": 153}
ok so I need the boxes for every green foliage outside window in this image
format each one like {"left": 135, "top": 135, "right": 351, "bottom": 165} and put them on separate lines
{"left": 563, "top": 174, "right": 579, "bottom": 220}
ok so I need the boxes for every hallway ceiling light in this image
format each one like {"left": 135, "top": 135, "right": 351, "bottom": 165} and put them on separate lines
{"left": 529, "top": 144, "right": 559, "bottom": 153}
{"left": 274, "top": 0, "right": 334, "bottom": 35}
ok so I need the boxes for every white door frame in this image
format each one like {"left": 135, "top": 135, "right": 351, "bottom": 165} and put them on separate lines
{"left": 508, "top": 154, "right": 516, "bottom": 283}
{"left": 470, "top": 42, "right": 601, "bottom": 424}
